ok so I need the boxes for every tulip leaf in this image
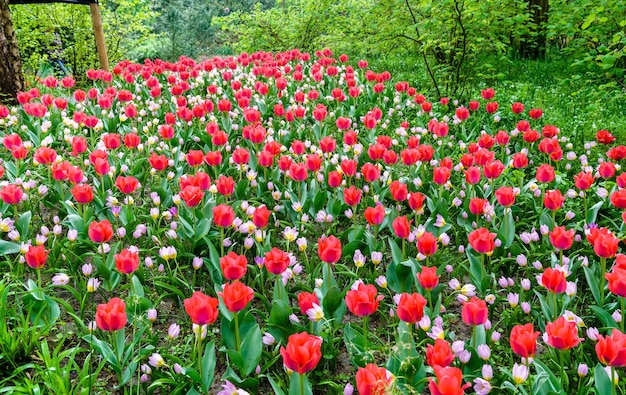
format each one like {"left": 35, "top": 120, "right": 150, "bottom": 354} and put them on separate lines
{"left": 499, "top": 209, "right": 515, "bottom": 248}
{"left": 467, "top": 249, "right": 485, "bottom": 293}
{"left": 288, "top": 373, "right": 313, "bottom": 395}
{"left": 533, "top": 359, "right": 564, "bottom": 395}
{"left": 386, "top": 321, "right": 426, "bottom": 392}
{"left": 82, "top": 334, "right": 120, "bottom": 374}
{"left": 586, "top": 201, "right": 604, "bottom": 226}
{"left": 386, "top": 259, "right": 413, "bottom": 293}
{"left": 267, "top": 375, "right": 287, "bottom": 395}
{"left": 0, "top": 240, "right": 20, "bottom": 255}
{"left": 268, "top": 299, "right": 293, "bottom": 342}
{"left": 590, "top": 305, "right": 619, "bottom": 329}
{"left": 240, "top": 324, "right": 262, "bottom": 377}
{"left": 594, "top": 363, "right": 613, "bottom": 395}
{"left": 201, "top": 341, "right": 216, "bottom": 391}
{"left": 583, "top": 266, "right": 602, "bottom": 306}
{"left": 130, "top": 275, "right": 144, "bottom": 298}
{"left": 15, "top": 210, "right": 31, "bottom": 239}
{"left": 389, "top": 239, "right": 403, "bottom": 266}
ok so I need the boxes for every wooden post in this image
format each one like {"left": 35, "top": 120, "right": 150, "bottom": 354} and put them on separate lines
{"left": 89, "top": 2, "right": 109, "bottom": 71}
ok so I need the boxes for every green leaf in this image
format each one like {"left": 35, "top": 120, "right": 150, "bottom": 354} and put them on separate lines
{"left": 0, "top": 240, "right": 20, "bottom": 255}
{"left": 533, "top": 359, "right": 564, "bottom": 395}
{"left": 467, "top": 249, "right": 485, "bottom": 293}
{"left": 586, "top": 201, "right": 604, "bottom": 224}
{"left": 590, "top": 305, "right": 619, "bottom": 330}
{"left": 499, "top": 209, "right": 515, "bottom": 248}
{"left": 16, "top": 210, "right": 32, "bottom": 239}
{"left": 201, "top": 341, "right": 216, "bottom": 391}
{"left": 583, "top": 266, "right": 602, "bottom": 306}
{"left": 240, "top": 324, "right": 262, "bottom": 377}
{"left": 288, "top": 373, "right": 312, "bottom": 395}
{"left": 594, "top": 363, "right": 613, "bottom": 395}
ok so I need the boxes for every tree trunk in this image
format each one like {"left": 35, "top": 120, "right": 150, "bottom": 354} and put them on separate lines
{"left": 0, "top": 0, "right": 24, "bottom": 104}
{"left": 520, "top": 0, "right": 550, "bottom": 59}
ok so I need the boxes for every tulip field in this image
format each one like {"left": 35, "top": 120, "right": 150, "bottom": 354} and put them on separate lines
{"left": 1, "top": 49, "right": 626, "bottom": 395}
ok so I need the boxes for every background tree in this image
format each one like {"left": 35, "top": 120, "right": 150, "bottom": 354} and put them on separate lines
{"left": 520, "top": 0, "right": 550, "bottom": 59}
{"left": 0, "top": 0, "right": 24, "bottom": 103}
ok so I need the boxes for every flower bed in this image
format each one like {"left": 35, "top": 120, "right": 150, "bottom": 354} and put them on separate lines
{"left": 0, "top": 48, "right": 625, "bottom": 394}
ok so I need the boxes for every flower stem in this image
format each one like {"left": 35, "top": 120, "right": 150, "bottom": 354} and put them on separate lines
{"left": 363, "top": 315, "right": 369, "bottom": 351}
{"left": 600, "top": 257, "right": 607, "bottom": 304}
{"left": 300, "top": 373, "right": 306, "bottom": 395}
{"left": 620, "top": 297, "right": 626, "bottom": 333}
{"left": 234, "top": 311, "right": 241, "bottom": 353}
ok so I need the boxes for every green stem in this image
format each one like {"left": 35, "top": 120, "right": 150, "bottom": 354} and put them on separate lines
{"left": 363, "top": 315, "right": 369, "bottom": 351}
{"left": 220, "top": 226, "right": 225, "bottom": 257}
{"left": 620, "top": 297, "right": 626, "bottom": 333}
{"left": 37, "top": 269, "right": 41, "bottom": 289}
{"left": 234, "top": 311, "right": 241, "bottom": 352}
{"left": 611, "top": 366, "right": 617, "bottom": 395}
{"left": 600, "top": 257, "right": 607, "bottom": 304}
{"left": 353, "top": 210, "right": 357, "bottom": 239}
{"left": 300, "top": 373, "right": 306, "bottom": 395}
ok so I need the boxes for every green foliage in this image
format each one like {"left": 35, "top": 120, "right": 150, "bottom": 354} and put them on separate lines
{"left": 214, "top": 0, "right": 370, "bottom": 54}
{"left": 548, "top": 0, "right": 626, "bottom": 89}
{"left": 10, "top": 0, "right": 156, "bottom": 79}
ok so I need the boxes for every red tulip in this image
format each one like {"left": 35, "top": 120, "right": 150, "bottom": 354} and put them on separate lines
{"left": 426, "top": 338, "right": 454, "bottom": 367}
{"left": 252, "top": 205, "right": 271, "bottom": 228}
{"left": 318, "top": 235, "right": 342, "bottom": 264}
{"left": 220, "top": 252, "right": 248, "bottom": 281}
{"left": 528, "top": 108, "right": 543, "bottom": 119}
{"left": 544, "top": 316, "right": 582, "bottom": 350}
{"left": 0, "top": 184, "right": 23, "bottom": 205}
{"left": 184, "top": 291, "right": 219, "bottom": 325}
{"left": 495, "top": 186, "right": 515, "bottom": 207}
{"left": 596, "top": 130, "right": 616, "bottom": 145}
{"left": 464, "top": 166, "right": 481, "bottom": 185}
{"left": 469, "top": 198, "right": 488, "bottom": 215}
{"left": 483, "top": 160, "right": 505, "bottom": 180}
{"left": 264, "top": 247, "right": 291, "bottom": 274}
{"left": 148, "top": 153, "right": 168, "bottom": 171}
{"left": 297, "top": 292, "right": 320, "bottom": 315}
{"left": 327, "top": 171, "right": 343, "bottom": 188}
{"left": 461, "top": 297, "right": 488, "bottom": 326}
{"left": 543, "top": 190, "right": 565, "bottom": 211}
{"left": 408, "top": 192, "right": 426, "bottom": 212}
{"left": 180, "top": 185, "right": 204, "bottom": 207}
{"left": 607, "top": 269, "right": 626, "bottom": 298}
{"left": 598, "top": 162, "right": 616, "bottom": 179}
{"left": 361, "top": 163, "right": 380, "bottom": 182}
{"left": 71, "top": 184, "right": 94, "bottom": 204}
{"left": 511, "top": 102, "right": 525, "bottom": 114}
{"left": 88, "top": 220, "right": 113, "bottom": 243}
{"left": 96, "top": 298, "right": 127, "bottom": 331}
{"left": 417, "top": 266, "right": 440, "bottom": 291}
{"left": 356, "top": 364, "right": 393, "bottom": 395}
{"left": 364, "top": 204, "right": 385, "bottom": 226}
{"left": 433, "top": 166, "right": 451, "bottom": 185}
{"left": 536, "top": 164, "right": 555, "bottom": 183}
{"left": 218, "top": 281, "right": 254, "bottom": 312}
{"left": 510, "top": 323, "right": 541, "bottom": 358}
{"left": 216, "top": 175, "right": 235, "bottom": 197}
{"left": 392, "top": 216, "right": 411, "bottom": 239}
{"left": 389, "top": 180, "right": 407, "bottom": 202}
{"left": 343, "top": 186, "right": 362, "bottom": 206}
{"left": 289, "top": 163, "right": 308, "bottom": 181}
{"left": 593, "top": 230, "right": 620, "bottom": 259}
{"left": 396, "top": 292, "right": 427, "bottom": 324}
{"left": 610, "top": 190, "right": 626, "bottom": 209}
{"left": 428, "top": 366, "right": 470, "bottom": 395}
{"left": 541, "top": 267, "right": 567, "bottom": 294}
{"left": 596, "top": 329, "right": 626, "bottom": 367}
{"left": 549, "top": 226, "right": 575, "bottom": 251}
{"left": 114, "top": 248, "right": 139, "bottom": 274}
{"left": 345, "top": 283, "right": 383, "bottom": 317}
{"left": 417, "top": 232, "right": 438, "bottom": 256}
{"left": 280, "top": 332, "right": 323, "bottom": 374}
{"left": 213, "top": 204, "right": 235, "bottom": 228}
{"left": 25, "top": 245, "right": 49, "bottom": 269}
{"left": 468, "top": 228, "right": 496, "bottom": 254}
